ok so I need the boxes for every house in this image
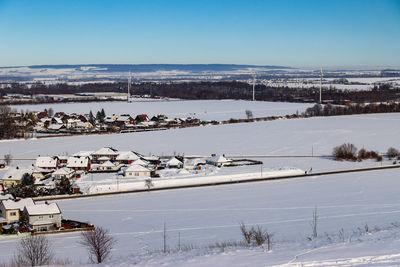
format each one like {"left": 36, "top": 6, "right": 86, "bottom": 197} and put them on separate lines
{"left": 124, "top": 165, "right": 151, "bottom": 178}
{"left": 35, "top": 156, "right": 59, "bottom": 170}
{"left": 115, "top": 115, "right": 135, "bottom": 128}
{"left": 135, "top": 114, "right": 150, "bottom": 122}
{"left": 32, "top": 167, "right": 53, "bottom": 180}
{"left": 130, "top": 158, "right": 149, "bottom": 167}
{"left": 67, "top": 156, "right": 91, "bottom": 171}
{"left": 52, "top": 167, "right": 75, "bottom": 180}
{"left": 206, "top": 155, "right": 232, "bottom": 167}
{"left": 92, "top": 147, "right": 119, "bottom": 163}
{"left": 166, "top": 157, "right": 183, "bottom": 169}
{"left": 95, "top": 161, "right": 121, "bottom": 172}
{"left": 0, "top": 198, "right": 34, "bottom": 225}
{"left": 23, "top": 202, "right": 62, "bottom": 232}
{"left": 115, "top": 151, "right": 140, "bottom": 165}
{"left": 1, "top": 167, "right": 33, "bottom": 187}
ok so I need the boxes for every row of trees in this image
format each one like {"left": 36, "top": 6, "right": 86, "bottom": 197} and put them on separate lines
{"left": 11, "top": 227, "right": 116, "bottom": 265}
{"left": 332, "top": 143, "right": 399, "bottom": 161}
{"left": 304, "top": 102, "right": 400, "bottom": 117}
{"left": 2, "top": 81, "right": 399, "bottom": 103}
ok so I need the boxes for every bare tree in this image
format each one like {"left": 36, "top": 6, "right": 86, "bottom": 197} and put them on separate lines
{"left": 311, "top": 207, "right": 318, "bottom": 239}
{"left": 79, "top": 227, "right": 116, "bottom": 264}
{"left": 47, "top": 108, "right": 54, "bottom": 117}
{"left": 145, "top": 178, "right": 154, "bottom": 190}
{"left": 245, "top": 110, "right": 253, "bottom": 119}
{"left": 239, "top": 222, "right": 252, "bottom": 245}
{"left": 15, "top": 235, "right": 54, "bottom": 266}
{"left": 4, "top": 153, "right": 12, "bottom": 165}
{"left": 387, "top": 147, "right": 399, "bottom": 159}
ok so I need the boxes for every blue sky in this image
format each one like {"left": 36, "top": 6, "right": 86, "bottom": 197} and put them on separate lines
{"left": 0, "top": 0, "right": 399, "bottom": 67}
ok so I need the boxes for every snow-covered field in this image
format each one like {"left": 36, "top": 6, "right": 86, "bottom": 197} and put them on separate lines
{"left": 10, "top": 100, "right": 312, "bottom": 121}
{"left": 0, "top": 112, "right": 400, "bottom": 265}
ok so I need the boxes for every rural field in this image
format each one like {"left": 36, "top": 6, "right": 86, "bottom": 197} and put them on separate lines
{"left": 1, "top": 101, "right": 400, "bottom": 265}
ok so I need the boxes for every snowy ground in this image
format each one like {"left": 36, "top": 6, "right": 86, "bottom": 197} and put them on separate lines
{"left": 10, "top": 100, "right": 312, "bottom": 121}
{"left": 0, "top": 113, "right": 400, "bottom": 265}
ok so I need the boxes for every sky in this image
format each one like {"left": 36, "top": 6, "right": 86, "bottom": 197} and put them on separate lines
{"left": 0, "top": 0, "right": 399, "bottom": 68}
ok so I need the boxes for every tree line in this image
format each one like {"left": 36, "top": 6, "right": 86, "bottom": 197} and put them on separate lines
{"left": 1, "top": 81, "right": 399, "bottom": 104}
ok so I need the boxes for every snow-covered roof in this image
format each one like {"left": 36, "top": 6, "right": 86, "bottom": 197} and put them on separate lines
{"left": 207, "top": 155, "right": 232, "bottom": 164}
{"left": 52, "top": 117, "right": 63, "bottom": 124}
{"left": 142, "top": 156, "right": 159, "bottom": 161}
{"left": 24, "top": 203, "right": 61, "bottom": 216}
{"left": 35, "top": 156, "right": 58, "bottom": 168}
{"left": 1, "top": 198, "right": 34, "bottom": 211}
{"left": 100, "top": 161, "right": 115, "bottom": 167}
{"left": 125, "top": 164, "right": 150, "bottom": 172}
{"left": 67, "top": 156, "right": 89, "bottom": 168}
{"left": 166, "top": 157, "right": 183, "bottom": 166}
{"left": 0, "top": 194, "right": 14, "bottom": 201}
{"left": 52, "top": 167, "right": 75, "bottom": 176}
{"left": 2, "top": 167, "right": 33, "bottom": 181}
{"left": 131, "top": 159, "right": 148, "bottom": 166}
{"left": 98, "top": 156, "right": 111, "bottom": 161}
{"left": 93, "top": 147, "right": 119, "bottom": 156}
{"left": 116, "top": 151, "right": 140, "bottom": 161}
{"left": 73, "top": 151, "right": 94, "bottom": 158}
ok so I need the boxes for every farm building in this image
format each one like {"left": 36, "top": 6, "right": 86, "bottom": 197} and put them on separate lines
{"left": 206, "top": 155, "right": 232, "bottom": 167}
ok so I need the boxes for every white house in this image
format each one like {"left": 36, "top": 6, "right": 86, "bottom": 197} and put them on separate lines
{"left": 166, "top": 157, "right": 183, "bottom": 168}
{"left": 206, "top": 155, "right": 232, "bottom": 167}
{"left": 52, "top": 167, "right": 75, "bottom": 180}
{"left": 23, "top": 202, "right": 62, "bottom": 232}
{"left": 92, "top": 147, "right": 119, "bottom": 163}
{"left": 96, "top": 161, "right": 121, "bottom": 172}
{"left": 0, "top": 198, "right": 34, "bottom": 224}
{"left": 124, "top": 165, "right": 151, "bottom": 178}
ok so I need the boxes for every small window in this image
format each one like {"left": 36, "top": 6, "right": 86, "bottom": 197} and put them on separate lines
{"left": 39, "top": 216, "right": 43, "bottom": 219}
{"left": 49, "top": 215, "right": 54, "bottom": 218}
{"left": 135, "top": 172, "right": 139, "bottom": 176}
{"left": 10, "top": 212, "right": 17, "bottom": 216}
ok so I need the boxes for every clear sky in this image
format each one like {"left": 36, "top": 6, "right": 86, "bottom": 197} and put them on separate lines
{"left": 0, "top": 0, "right": 399, "bottom": 67}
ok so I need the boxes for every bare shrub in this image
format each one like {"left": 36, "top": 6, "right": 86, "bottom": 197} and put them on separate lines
{"left": 15, "top": 235, "right": 54, "bottom": 266}
{"left": 239, "top": 222, "right": 252, "bottom": 244}
{"left": 79, "top": 227, "right": 116, "bottom": 264}
{"left": 245, "top": 110, "right": 253, "bottom": 119}
{"left": 333, "top": 143, "right": 357, "bottom": 161}
{"left": 4, "top": 153, "right": 12, "bottom": 165}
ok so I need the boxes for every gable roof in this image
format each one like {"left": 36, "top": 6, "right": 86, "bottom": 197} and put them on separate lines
{"left": 100, "top": 161, "right": 116, "bottom": 167}
{"left": 24, "top": 203, "right": 61, "bottom": 216}
{"left": 92, "top": 147, "right": 119, "bottom": 156}
{"left": 35, "top": 156, "right": 58, "bottom": 168}
{"left": 166, "top": 157, "right": 183, "bottom": 166}
{"left": 52, "top": 167, "right": 75, "bottom": 176}
{"left": 131, "top": 158, "right": 148, "bottom": 166}
{"left": 1, "top": 198, "right": 34, "bottom": 211}
{"left": 2, "top": 167, "right": 33, "bottom": 181}
{"left": 125, "top": 164, "right": 150, "bottom": 172}
{"left": 67, "top": 156, "right": 89, "bottom": 168}
{"left": 116, "top": 151, "right": 140, "bottom": 161}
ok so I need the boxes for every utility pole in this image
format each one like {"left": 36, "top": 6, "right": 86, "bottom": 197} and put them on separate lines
{"left": 252, "top": 73, "right": 256, "bottom": 101}
{"left": 319, "top": 67, "right": 323, "bottom": 104}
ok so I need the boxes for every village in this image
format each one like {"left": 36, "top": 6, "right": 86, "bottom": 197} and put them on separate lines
{"left": 0, "top": 146, "right": 266, "bottom": 235}
{"left": 1, "top": 106, "right": 202, "bottom": 139}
